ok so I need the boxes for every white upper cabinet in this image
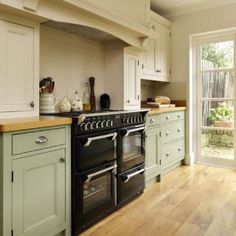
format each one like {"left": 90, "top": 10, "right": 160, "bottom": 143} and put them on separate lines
{"left": 155, "top": 28, "right": 171, "bottom": 81}
{"left": 124, "top": 51, "right": 140, "bottom": 109}
{"left": 141, "top": 11, "right": 171, "bottom": 82}
{"left": 0, "top": 17, "right": 39, "bottom": 118}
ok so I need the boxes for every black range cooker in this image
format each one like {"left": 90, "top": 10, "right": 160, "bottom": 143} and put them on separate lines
{"left": 48, "top": 110, "right": 148, "bottom": 235}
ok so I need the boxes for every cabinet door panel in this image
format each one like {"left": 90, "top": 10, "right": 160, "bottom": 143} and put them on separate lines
{"left": 0, "top": 20, "right": 34, "bottom": 112}
{"left": 145, "top": 126, "right": 160, "bottom": 178}
{"left": 124, "top": 53, "right": 140, "bottom": 108}
{"left": 12, "top": 149, "right": 66, "bottom": 236}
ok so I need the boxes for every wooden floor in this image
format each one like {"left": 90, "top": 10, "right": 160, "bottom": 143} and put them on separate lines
{"left": 81, "top": 164, "right": 236, "bottom": 236}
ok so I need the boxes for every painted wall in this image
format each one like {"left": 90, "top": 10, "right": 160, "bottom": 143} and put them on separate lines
{"left": 168, "top": 3, "right": 236, "bottom": 99}
{"left": 40, "top": 25, "right": 105, "bottom": 108}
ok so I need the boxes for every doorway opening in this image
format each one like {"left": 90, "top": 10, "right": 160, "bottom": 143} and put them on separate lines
{"left": 192, "top": 32, "right": 236, "bottom": 168}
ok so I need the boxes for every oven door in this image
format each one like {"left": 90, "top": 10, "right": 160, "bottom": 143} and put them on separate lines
{"left": 117, "top": 164, "right": 145, "bottom": 205}
{"left": 118, "top": 125, "right": 145, "bottom": 172}
{"left": 72, "top": 161, "right": 117, "bottom": 234}
{"left": 73, "top": 130, "right": 117, "bottom": 171}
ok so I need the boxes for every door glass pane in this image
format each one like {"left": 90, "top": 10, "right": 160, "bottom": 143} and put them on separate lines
{"left": 201, "top": 70, "right": 234, "bottom": 98}
{"left": 201, "top": 129, "right": 234, "bottom": 160}
{"left": 123, "top": 133, "right": 142, "bottom": 162}
{"left": 83, "top": 174, "right": 111, "bottom": 213}
{"left": 201, "top": 41, "right": 234, "bottom": 70}
{"left": 201, "top": 100, "right": 234, "bottom": 127}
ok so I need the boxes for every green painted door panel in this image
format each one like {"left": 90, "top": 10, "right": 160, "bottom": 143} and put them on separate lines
{"left": 12, "top": 149, "right": 66, "bottom": 236}
{"left": 145, "top": 126, "right": 161, "bottom": 180}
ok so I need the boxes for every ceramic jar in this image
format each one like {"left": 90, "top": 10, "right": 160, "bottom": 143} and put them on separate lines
{"left": 71, "top": 90, "right": 83, "bottom": 112}
{"left": 59, "top": 98, "right": 71, "bottom": 112}
{"left": 40, "top": 93, "right": 58, "bottom": 114}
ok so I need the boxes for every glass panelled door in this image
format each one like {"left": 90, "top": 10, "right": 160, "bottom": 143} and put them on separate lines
{"left": 197, "top": 36, "right": 236, "bottom": 167}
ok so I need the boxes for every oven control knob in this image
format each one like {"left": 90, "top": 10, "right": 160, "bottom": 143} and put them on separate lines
{"left": 134, "top": 117, "right": 138, "bottom": 123}
{"left": 91, "top": 121, "right": 96, "bottom": 129}
{"left": 96, "top": 121, "right": 102, "bottom": 128}
{"left": 110, "top": 120, "right": 114, "bottom": 127}
{"left": 80, "top": 123, "right": 86, "bottom": 130}
{"left": 101, "top": 120, "right": 106, "bottom": 128}
{"left": 139, "top": 116, "right": 143, "bottom": 122}
{"left": 85, "top": 122, "right": 91, "bottom": 130}
{"left": 122, "top": 118, "right": 127, "bottom": 124}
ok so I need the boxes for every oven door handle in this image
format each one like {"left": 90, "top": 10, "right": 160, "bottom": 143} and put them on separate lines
{"left": 122, "top": 168, "right": 145, "bottom": 183}
{"left": 124, "top": 126, "right": 146, "bottom": 137}
{"left": 84, "top": 132, "right": 117, "bottom": 147}
{"left": 85, "top": 164, "right": 117, "bottom": 183}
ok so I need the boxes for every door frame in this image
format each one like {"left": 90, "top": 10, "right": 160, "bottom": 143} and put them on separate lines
{"left": 189, "top": 28, "right": 236, "bottom": 168}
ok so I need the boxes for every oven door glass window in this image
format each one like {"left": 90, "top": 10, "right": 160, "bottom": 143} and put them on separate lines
{"left": 123, "top": 132, "right": 143, "bottom": 162}
{"left": 83, "top": 173, "right": 112, "bottom": 214}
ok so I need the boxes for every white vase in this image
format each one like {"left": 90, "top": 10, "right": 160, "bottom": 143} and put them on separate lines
{"left": 40, "top": 93, "right": 57, "bottom": 114}
{"left": 71, "top": 90, "right": 83, "bottom": 112}
{"left": 59, "top": 98, "right": 71, "bottom": 112}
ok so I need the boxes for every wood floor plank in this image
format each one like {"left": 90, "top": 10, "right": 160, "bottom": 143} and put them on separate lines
{"left": 80, "top": 164, "right": 236, "bottom": 236}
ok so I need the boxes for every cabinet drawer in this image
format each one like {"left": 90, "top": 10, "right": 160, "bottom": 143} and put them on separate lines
{"left": 146, "top": 115, "right": 161, "bottom": 126}
{"left": 160, "top": 111, "right": 184, "bottom": 123}
{"left": 161, "top": 121, "right": 184, "bottom": 143}
{"left": 12, "top": 128, "right": 66, "bottom": 155}
{"left": 162, "top": 139, "right": 185, "bottom": 165}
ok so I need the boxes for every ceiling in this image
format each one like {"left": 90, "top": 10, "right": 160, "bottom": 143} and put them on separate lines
{"left": 151, "top": 0, "right": 236, "bottom": 18}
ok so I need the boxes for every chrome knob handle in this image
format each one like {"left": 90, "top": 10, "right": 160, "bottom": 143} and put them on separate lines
{"left": 166, "top": 131, "right": 170, "bottom": 136}
{"left": 166, "top": 152, "right": 170, "bottom": 157}
{"left": 166, "top": 115, "right": 170, "bottom": 120}
{"left": 150, "top": 118, "right": 155, "bottom": 124}
{"left": 101, "top": 120, "right": 106, "bottom": 128}
{"left": 35, "top": 136, "right": 48, "bottom": 144}
{"left": 178, "top": 114, "right": 181, "bottom": 118}
{"left": 80, "top": 123, "right": 86, "bottom": 130}
{"left": 96, "top": 121, "right": 102, "bottom": 128}
{"left": 85, "top": 122, "right": 91, "bottom": 130}
{"left": 177, "top": 128, "right": 181, "bottom": 132}
{"left": 91, "top": 121, "right": 96, "bottom": 129}
{"left": 30, "top": 101, "right": 35, "bottom": 108}
{"left": 178, "top": 147, "right": 182, "bottom": 152}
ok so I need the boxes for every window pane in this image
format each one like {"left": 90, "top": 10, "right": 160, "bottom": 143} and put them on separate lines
{"left": 201, "top": 129, "right": 234, "bottom": 160}
{"left": 201, "top": 100, "right": 234, "bottom": 127}
{"left": 201, "top": 70, "right": 234, "bottom": 98}
{"left": 201, "top": 41, "right": 234, "bottom": 70}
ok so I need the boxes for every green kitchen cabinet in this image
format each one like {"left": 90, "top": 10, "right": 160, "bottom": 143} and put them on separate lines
{"left": 160, "top": 111, "right": 185, "bottom": 174}
{"left": 145, "top": 110, "right": 185, "bottom": 186}
{"left": 0, "top": 125, "right": 71, "bottom": 236}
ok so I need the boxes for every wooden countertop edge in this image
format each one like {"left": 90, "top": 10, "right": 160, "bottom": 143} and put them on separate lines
{"left": 0, "top": 116, "right": 72, "bottom": 132}
{"left": 146, "top": 107, "right": 186, "bottom": 115}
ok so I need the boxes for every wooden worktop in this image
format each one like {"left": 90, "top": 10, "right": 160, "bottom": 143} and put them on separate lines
{"left": 147, "top": 107, "right": 186, "bottom": 115}
{"left": 0, "top": 116, "right": 72, "bottom": 132}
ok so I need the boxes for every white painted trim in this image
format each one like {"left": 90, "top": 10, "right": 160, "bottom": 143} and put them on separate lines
{"left": 184, "top": 153, "right": 195, "bottom": 165}
{"left": 158, "top": 0, "right": 236, "bottom": 19}
{"left": 189, "top": 27, "right": 236, "bottom": 168}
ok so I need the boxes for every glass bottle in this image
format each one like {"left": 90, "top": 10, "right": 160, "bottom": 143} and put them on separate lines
{"left": 83, "top": 82, "right": 91, "bottom": 112}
